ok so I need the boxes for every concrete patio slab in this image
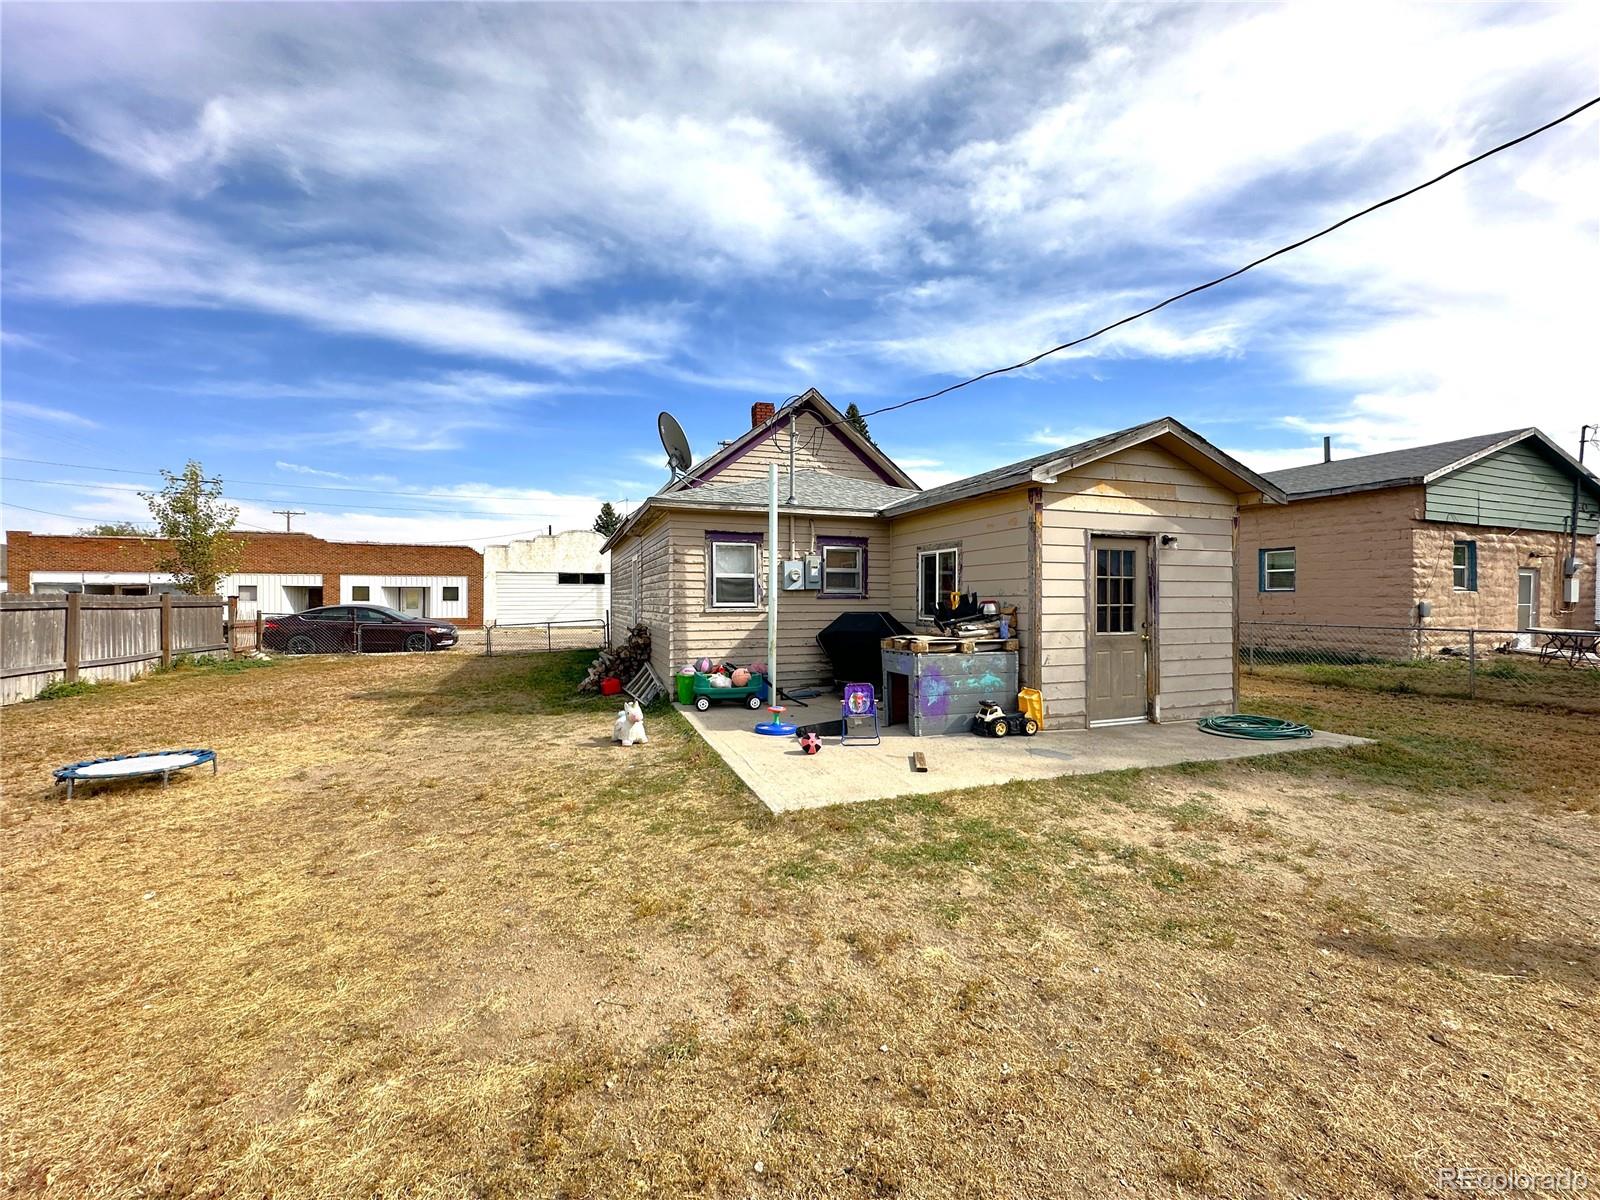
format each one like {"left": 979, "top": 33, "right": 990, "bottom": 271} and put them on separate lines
{"left": 680, "top": 705, "right": 1368, "bottom": 813}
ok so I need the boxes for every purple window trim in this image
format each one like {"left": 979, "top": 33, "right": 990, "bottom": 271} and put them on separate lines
{"left": 687, "top": 401, "right": 907, "bottom": 488}
{"left": 706, "top": 530, "right": 763, "bottom": 610}
{"left": 817, "top": 534, "right": 869, "bottom": 599}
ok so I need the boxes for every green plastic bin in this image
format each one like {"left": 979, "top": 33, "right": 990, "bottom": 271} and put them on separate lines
{"left": 676, "top": 673, "right": 695, "bottom": 705}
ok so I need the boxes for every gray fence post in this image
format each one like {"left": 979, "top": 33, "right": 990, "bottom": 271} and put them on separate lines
{"left": 1468, "top": 628, "right": 1477, "bottom": 699}
{"left": 485, "top": 625, "right": 493, "bottom": 657}
{"left": 546, "top": 621, "right": 553, "bottom": 652}
{"left": 64, "top": 592, "right": 81, "bottom": 683}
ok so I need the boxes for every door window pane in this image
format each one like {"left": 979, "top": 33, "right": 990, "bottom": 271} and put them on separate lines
{"left": 1095, "top": 547, "right": 1137, "bottom": 633}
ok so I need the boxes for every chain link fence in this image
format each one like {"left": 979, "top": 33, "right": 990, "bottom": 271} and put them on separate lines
{"left": 256, "top": 612, "right": 462, "bottom": 655}
{"left": 483, "top": 619, "right": 609, "bottom": 656}
{"left": 1240, "top": 621, "right": 1600, "bottom": 712}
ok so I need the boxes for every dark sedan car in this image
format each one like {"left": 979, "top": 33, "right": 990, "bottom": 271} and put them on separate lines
{"left": 262, "top": 605, "right": 460, "bottom": 655}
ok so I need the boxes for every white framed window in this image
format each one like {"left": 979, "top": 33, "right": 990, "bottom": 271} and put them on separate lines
{"left": 351, "top": 585, "right": 370, "bottom": 601}
{"left": 442, "top": 585, "right": 460, "bottom": 602}
{"left": 819, "top": 540, "right": 866, "bottom": 597}
{"left": 236, "top": 585, "right": 258, "bottom": 602}
{"left": 1259, "top": 548, "right": 1296, "bottom": 592}
{"left": 710, "top": 539, "right": 760, "bottom": 608}
{"left": 1452, "top": 541, "right": 1477, "bottom": 591}
{"left": 918, "top": 547, "right": 959, "bottom": 619}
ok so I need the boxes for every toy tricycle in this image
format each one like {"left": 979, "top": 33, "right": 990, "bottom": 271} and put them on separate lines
{"left": 691, "top": 672, "right": 767, "bottom": 711}
{"left": 973, "top": 699, "right": 1039, "bottom": 738}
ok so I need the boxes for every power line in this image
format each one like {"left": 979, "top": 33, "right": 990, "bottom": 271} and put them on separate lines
{"left": 814, "top": 94, "right": 1600, "bottom": 430}
{"left": 0, "top": 455, "right": 591, "bottom": 504}
{"left": 0, "top": 499, "right": 277, "bottom": 533}
{"left": 272, "top": 508, "right": 306, "bottom": 532}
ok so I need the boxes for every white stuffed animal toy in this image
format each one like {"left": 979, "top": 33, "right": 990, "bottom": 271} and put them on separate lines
{"left": 613, "top": 699, "right": 649, "bottom": 747}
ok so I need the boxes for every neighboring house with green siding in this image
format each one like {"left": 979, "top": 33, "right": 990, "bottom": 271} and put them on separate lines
{"left": 1238, "top": 428, "right": 1600, "bottom": 635}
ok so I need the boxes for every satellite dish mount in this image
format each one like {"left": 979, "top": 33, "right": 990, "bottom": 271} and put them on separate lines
{"left": 658, "top": 411, "right": 693, "bottom": 482}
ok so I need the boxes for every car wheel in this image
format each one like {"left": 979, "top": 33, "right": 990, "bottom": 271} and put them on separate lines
{"left": 990, "top": 719, "right": 1008, "bottom": 737}
{"left": 695, "top": 696, "right": 710, "bottom": 711}
{"left": 286, "top": 634, "right": 315, "bottom": 655}
{"left": 1023, "top": 719, "right": 1039, "bottom": 736}
{"left": 746, "top": 693, "right": 763, "bottom": 710}
{"left": 405, "top": 633, "right": 429, "bottom": 653}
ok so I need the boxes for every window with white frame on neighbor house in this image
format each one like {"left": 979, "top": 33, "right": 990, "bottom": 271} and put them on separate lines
{"left": 236, "top": 585, "right": 257, "bottom": 602}
{"left": 1452, "top": 540, "right": 1477, "bottom": 591}
{"left": 710, "top": 539, "right": 760, "bottom": 608}
{"left": 442, "top": 585, "right": 460, "bottom": 601}
{"left": 918, "top": 547, "right": 959, "bottom": 618}
{"left": 818, "top": 539, "right": 865, "bottom": 597}
{"left": 1260, "top": 548, "right": 1296, "bottom": 592}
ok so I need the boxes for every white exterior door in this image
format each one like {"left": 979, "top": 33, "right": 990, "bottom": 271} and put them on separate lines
{"left": 397, "top": 587, "right": 426, "bottom": 618}
{"left": 1515, "top": 569, "right": 1538, "bottom": 647}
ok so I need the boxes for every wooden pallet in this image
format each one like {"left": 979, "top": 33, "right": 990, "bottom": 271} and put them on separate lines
{"left": 880, "top": 635, "right": 1020, "bottom": 655}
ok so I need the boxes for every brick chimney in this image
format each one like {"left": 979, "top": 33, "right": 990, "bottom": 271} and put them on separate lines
{"left": 751, "top": 402, "right": 776, "bottom": 428}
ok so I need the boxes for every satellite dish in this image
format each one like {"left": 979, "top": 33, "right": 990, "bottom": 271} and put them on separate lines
{"left": 658, "top": 411, "right": 693, "bottom": 477}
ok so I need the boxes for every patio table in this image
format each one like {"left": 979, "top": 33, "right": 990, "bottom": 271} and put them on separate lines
{"left": 1531, "top": 627, "right": 1600, "bottom": 669}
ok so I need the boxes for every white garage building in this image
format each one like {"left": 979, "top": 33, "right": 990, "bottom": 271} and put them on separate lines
{"left": 482, "top": 530, "right": 609, "bottom": 628}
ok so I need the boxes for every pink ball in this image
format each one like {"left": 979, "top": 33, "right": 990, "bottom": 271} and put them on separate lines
{"left": 731, "top": 668, "right": 751, "bottom": 687}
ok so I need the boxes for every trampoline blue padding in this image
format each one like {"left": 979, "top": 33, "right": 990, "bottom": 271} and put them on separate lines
{"left": 53, "top": 749, "right": 218, "bottom": 799}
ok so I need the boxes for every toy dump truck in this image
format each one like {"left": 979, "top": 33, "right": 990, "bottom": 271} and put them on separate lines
{"left": 973, "top": 699, "right": 1039, "bottom": 738}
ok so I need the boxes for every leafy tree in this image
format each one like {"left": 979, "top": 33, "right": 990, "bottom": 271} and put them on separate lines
{"left": 593, "top": 501, "right": 623, "bottom": 537}
{"left": 139, "top": 461, "right": 243, "bottom": 595}
{"left": 844, "top": 402, "right": 874, "bottom": 445}
{"left": 77, "top": 520, "right": 150, "bottom": 536}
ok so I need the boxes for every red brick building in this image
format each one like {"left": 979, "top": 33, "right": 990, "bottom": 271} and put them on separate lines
{"left": 5, "top": 530, "right": 484, "bottom": 627}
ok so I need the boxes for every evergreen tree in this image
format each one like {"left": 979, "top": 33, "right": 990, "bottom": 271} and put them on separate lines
{"left": 844, "top": 402, "right": 873, "bottom": 445}
{"left": 592, "top": 501, "right": 623, "bottom": 537}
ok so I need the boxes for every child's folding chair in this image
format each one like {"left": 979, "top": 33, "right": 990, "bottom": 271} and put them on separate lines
{"left": 840, "top": 683, "right": 881, "bottom": 746}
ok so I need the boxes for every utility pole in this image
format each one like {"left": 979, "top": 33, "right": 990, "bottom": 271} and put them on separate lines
{"left": 272, "top": 509, "right": 305, "bottom": 532}
{"left": 1566, "top": 424, "right": 1596, "bottom": 612}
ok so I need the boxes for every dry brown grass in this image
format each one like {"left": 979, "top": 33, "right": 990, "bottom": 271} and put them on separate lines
{"left": 3, "top": 652, "right": 1597, "bottom": 1198}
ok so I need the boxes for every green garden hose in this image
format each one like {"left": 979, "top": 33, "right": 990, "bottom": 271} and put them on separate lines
{"left": 1197, "top": 714, "right": 1313, "bottom": 740}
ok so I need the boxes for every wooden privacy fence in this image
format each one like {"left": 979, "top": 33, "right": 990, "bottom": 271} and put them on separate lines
{"left": 0, "top": 593, "right": 236, "bottom": 705}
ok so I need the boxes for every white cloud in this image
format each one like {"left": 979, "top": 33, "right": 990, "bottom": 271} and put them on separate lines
{"left": 3, "top": 400, "right": 99, "bottom": 429}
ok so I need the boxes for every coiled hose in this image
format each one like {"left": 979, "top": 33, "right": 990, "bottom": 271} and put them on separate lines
{"left": 1197, "top": 714, "right": 1313, "bottom": 740}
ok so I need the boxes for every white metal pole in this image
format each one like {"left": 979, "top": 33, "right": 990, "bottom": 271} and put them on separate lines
{"left": 767, "top": 464, "right": 779, "bottom": 704}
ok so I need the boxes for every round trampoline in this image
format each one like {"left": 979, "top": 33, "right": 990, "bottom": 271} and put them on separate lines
{"left": 54, "top": 749, "right": 218, "bottom": 799}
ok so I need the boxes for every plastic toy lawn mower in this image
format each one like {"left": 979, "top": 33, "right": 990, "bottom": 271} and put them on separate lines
{"left": 690, "top": 671, "right": 767, "bottom": 712}
{"left": 973, "top": 699, "right": 1039, "bottom": 738}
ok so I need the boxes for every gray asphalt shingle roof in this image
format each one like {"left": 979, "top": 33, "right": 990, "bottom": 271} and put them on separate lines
{"left": 1264, "top": 430, "right": 1528, "bottom": 497}
{"left": 662, "top": 470, "right": 919, "bottom": 512}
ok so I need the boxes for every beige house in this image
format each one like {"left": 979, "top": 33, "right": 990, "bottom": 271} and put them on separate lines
{"left": 1238, "top": 429, "right": 1600, "bottom": 637}
{"left": 605, "top": 391, "right": 1283, "bottom": 729}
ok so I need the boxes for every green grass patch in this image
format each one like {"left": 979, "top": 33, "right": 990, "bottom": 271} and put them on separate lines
{"left": 33, "top": 678, "right": 103, "bottom": 702}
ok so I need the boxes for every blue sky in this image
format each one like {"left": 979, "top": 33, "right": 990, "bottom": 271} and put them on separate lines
{"left": 3, "top": 3, "right": 1596, "bottom": 546}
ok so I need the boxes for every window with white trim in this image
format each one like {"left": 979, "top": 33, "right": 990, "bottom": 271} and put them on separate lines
{"left": 820, "top": 543, "right": 864, "bottom": 597}
{"left": 918, "top": 547, "right": 959, "bottom": 619}
{"left": 1452, "top": 541, "right": 1477, "bottom": 591}
{"left": 351, "top": 585, "right": 370, "bottom": 601}
{"left": 710, "top": 540, "right": 760, "bottom": 608}
{"left": 442, "top": 585, "right": 460, "bottom": 602}
{"left": 237, "top": 585, "right": 258, "bottom": 602}
{"left": 1259, "top": 548, "right": 1296, "bottom": 592}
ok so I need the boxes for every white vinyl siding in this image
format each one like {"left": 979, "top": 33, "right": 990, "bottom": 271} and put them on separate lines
{"left": 340, "top": 575, "right": 468, "bottom": 620}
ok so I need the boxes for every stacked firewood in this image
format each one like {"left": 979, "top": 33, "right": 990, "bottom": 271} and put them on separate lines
{"left": 578, "top": 623, "right": 652, "bottom": 692}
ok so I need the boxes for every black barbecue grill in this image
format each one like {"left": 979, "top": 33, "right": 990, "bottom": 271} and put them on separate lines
{"left": 815, "top": 611, "right": 910, "bottom": 690}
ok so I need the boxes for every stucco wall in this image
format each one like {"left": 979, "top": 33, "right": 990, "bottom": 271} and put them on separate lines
{"left": 1237, "top": 487, "right": 1422, "bottom": 627}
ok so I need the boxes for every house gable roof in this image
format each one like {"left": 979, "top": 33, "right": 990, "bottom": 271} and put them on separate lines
{"left": 663, "top": 389, "right": 919, "bottom": 493}
{"left": 1265, "top": 428, "right": 1600, "bottom": 502}
{"left": 878, "top": 417, "right": 1286, "bottom": 517}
